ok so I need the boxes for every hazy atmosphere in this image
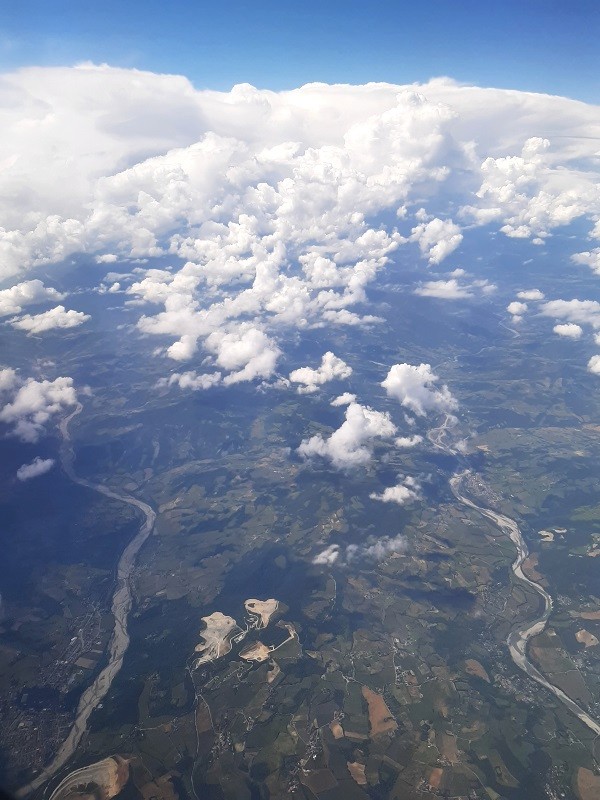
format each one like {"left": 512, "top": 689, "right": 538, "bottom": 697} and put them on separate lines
{"left": 1, "top": 4, "right": 600, "bottom": 800}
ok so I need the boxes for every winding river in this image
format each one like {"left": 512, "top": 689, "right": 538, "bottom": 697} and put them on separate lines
{"left": 450, "top": 470, "right": 600, "bottom": 738}
{"left": 17, "top": 405, "right": 600, "bottom": 796}
{"left": 17, "top": 404, "right": 156, "bottom": 797}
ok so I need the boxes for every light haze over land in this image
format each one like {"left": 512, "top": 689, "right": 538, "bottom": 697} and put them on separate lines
{"left": 1, "top": 4, "right": 600, "bottom": 800}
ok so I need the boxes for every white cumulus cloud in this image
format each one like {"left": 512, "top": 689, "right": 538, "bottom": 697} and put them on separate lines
{"left": 414, "top": 277, "right": 495, "bottom": 300}
{"left": 0, "top": 280, "right": 65, "bottom": 317}
{"left": 517, "top": 289, "right": 544, "bottom": 301}
{"left": 507, "top": 301, "right": 528, "bottom": 317}
{"left": 408, "top": 218, "right": 463, "bottom": 265}
{"left": 158, "top": 371, "right": 222, "bottom": 391}
{"left": 0, "top": 374, "right": 78, "bottom": 442}
{"left": 588, "top": 355, "right": 600, "bottom": 375}
{"left": 541, "top": 299, "right": 600, "bottom": 329}
{"left": 571, "top": 248, "right": 600, "bottom": 275}
{"left": 2, "top": 67, "right": 600, "bottom": 397}
{"left": 313, "top": 534, "right": 407, "bottom": 567}
{"left": 298, "top": 401, "right": 396, "bottom": 469}
{"left": 0, "top": 367, "right": 19, "bottom": 393}
{"left": 331, "top": 392, "right": 356, "bottom": 407}
{"left": 395, "top": 434, "right": 423, "bottom": 448}
{"left": 370, "top": 476, "right": 421, "bottom": 505}
{"left": 313, "top": 545, "right": 341, "bottom": 565}
{"left": 1, "top": 68, "right": 600, "bottom": 291}
{"left": 10, "top": 305, "right": 90, "bottom": 335}
{"left": 16, "top": 457, "right": 55, "bottom": 481}
{"left": 382, "top": 363, "right": 458, "bottom": 417}
{"left": 207, "top": 326, "right": 281, "bottom": 385}
{"left": 346, "top": 534, "right": 407, "bottom": 563}
{"left": 289, "top": 352, "right": 352, "bottom": 394}
{"left": 553, "top": 323, "right": 583, "bottom": 339}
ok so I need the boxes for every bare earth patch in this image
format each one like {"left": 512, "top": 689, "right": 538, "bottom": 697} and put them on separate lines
{"left": 49, "top": 755, "right": 131, "bottom": 800}
{"left": 465, "top": 659, "right": 491, "bottom": 682}
{"left": 347, "top": 761, "right": 367, "bottom": 785}
{"left": 522, "top": 553, "right": 545, "bottom": 583}
{"left": 194, "top": 611, "right": 240, "bottom": 665}
{"left": 428, "top": 767, "right": 444, "bottom": 790}
{"left": 576, "top": 767, "right": 600, "bottom": 800}
{"left": 330, "top": 721, "right": 344, "bottom": 739}
{"left": 576, "top": 629, "right": 599, "bottom": 648}
{"left": 245, "top": 598, "right": 279, "bottom": 628}
{"left": 361, "top": 686, "right": 397, "bottom": 737}
{"left": 577, "top": 610, "right": 600, "bottom": 621}
{"left": 440, "top": 732, "right": 459, "bottom": 764}
{"left": 239, "top": 642, "right": 271, "bottom": 662}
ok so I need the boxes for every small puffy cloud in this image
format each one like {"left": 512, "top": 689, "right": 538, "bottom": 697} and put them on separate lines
{"left": 104, "top": 271, "right": 133, "bottom": 282}
{"left": 313, "top": 534, "right": 407, "bottom": 567}
{"left": 395, "top": 434, "right": 423, "bottom": 448}
{"left": 553, "top": 323, "right": 583, "bottom": 339}
{"left": 313, "top": 545, "right": 340, "bottom": 565}
{"left": 571, "top": 248, "right": 600, "bottom": 275}
{"left": 415, "top": 279, "right": 472, "bottom": 300}
{"left": 331, "top": 392, "right": 356, "bottom": 407}
{"left": 409, "top": 218, "right": 463, "bottom": 265}
{"left": 370, "top": 476, "right": 420, "bottom": 505}
{"left": 588, "top": 355, "right": 600, "bottom": 375}
{"left": 95, "top": 253, "right": 118, "bottom": 263}
{"left": 347, "top": 534, "right": 407, "bottom": 563}
{"left": 158, "top": 371, "right": 222, "bottom": 391}
{"left": 507, "top": 301, "right": 528, "bottom": 316}
{"left": 540, "top": 299, "right": 600, "bottom": 329}
{"left": 0, "top": 375, "right": 78, "bottom": 442}
{"left": 11, "top": 305, "right": 90, "bottom": 335}
{"left": 517, "top": 289, "right": 544, "bottom": 301}
{"left": 0, "top": 280, "right": 65, "bottom": 317}
{"left": 0, "top": 367, "right": 18, "bottom": 393}
{"left": 289, "top": 351, "right": 352, "bottom": 394}
{"left": 382, "top": 363, "right": 458, "bottom": 417}
{"left": 16, "top": 456, "right": 55, "bottom": 481}
{"left": 414, "top": 277, "right": 495, "bottom": 300}
{"left": 298, "top": 401, "right": 396, "bottom": 469}
{"left": 167, "top": 335, "right": 198, "bottom": 362}
{"left": 207, "top": 326, "right": 281, "bottom": 385}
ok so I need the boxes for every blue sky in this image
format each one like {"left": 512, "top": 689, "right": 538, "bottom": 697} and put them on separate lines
{"left": 1, "top": 0, "right": 599, "bottom": 101}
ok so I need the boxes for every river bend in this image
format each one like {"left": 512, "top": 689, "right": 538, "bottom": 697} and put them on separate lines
{"left": 17, "top": 404, "right": 156, "bottom": 797}
{"left": 450, "top": 470, "right": 600, "bottom": 738}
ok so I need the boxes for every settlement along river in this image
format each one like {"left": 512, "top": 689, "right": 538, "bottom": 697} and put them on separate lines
{"left": 450, "top": 470, "right": 600, "bottom": 739}
{"left": 17, "top": 404, "right": 156, "bottom": 797}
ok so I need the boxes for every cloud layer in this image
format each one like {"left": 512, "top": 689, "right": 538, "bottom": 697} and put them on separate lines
{"left": 1, "top": 69, "right": 598, "bottom": 286}
{"left": 1, "top": 67, "right": 599, "bottom": 389}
